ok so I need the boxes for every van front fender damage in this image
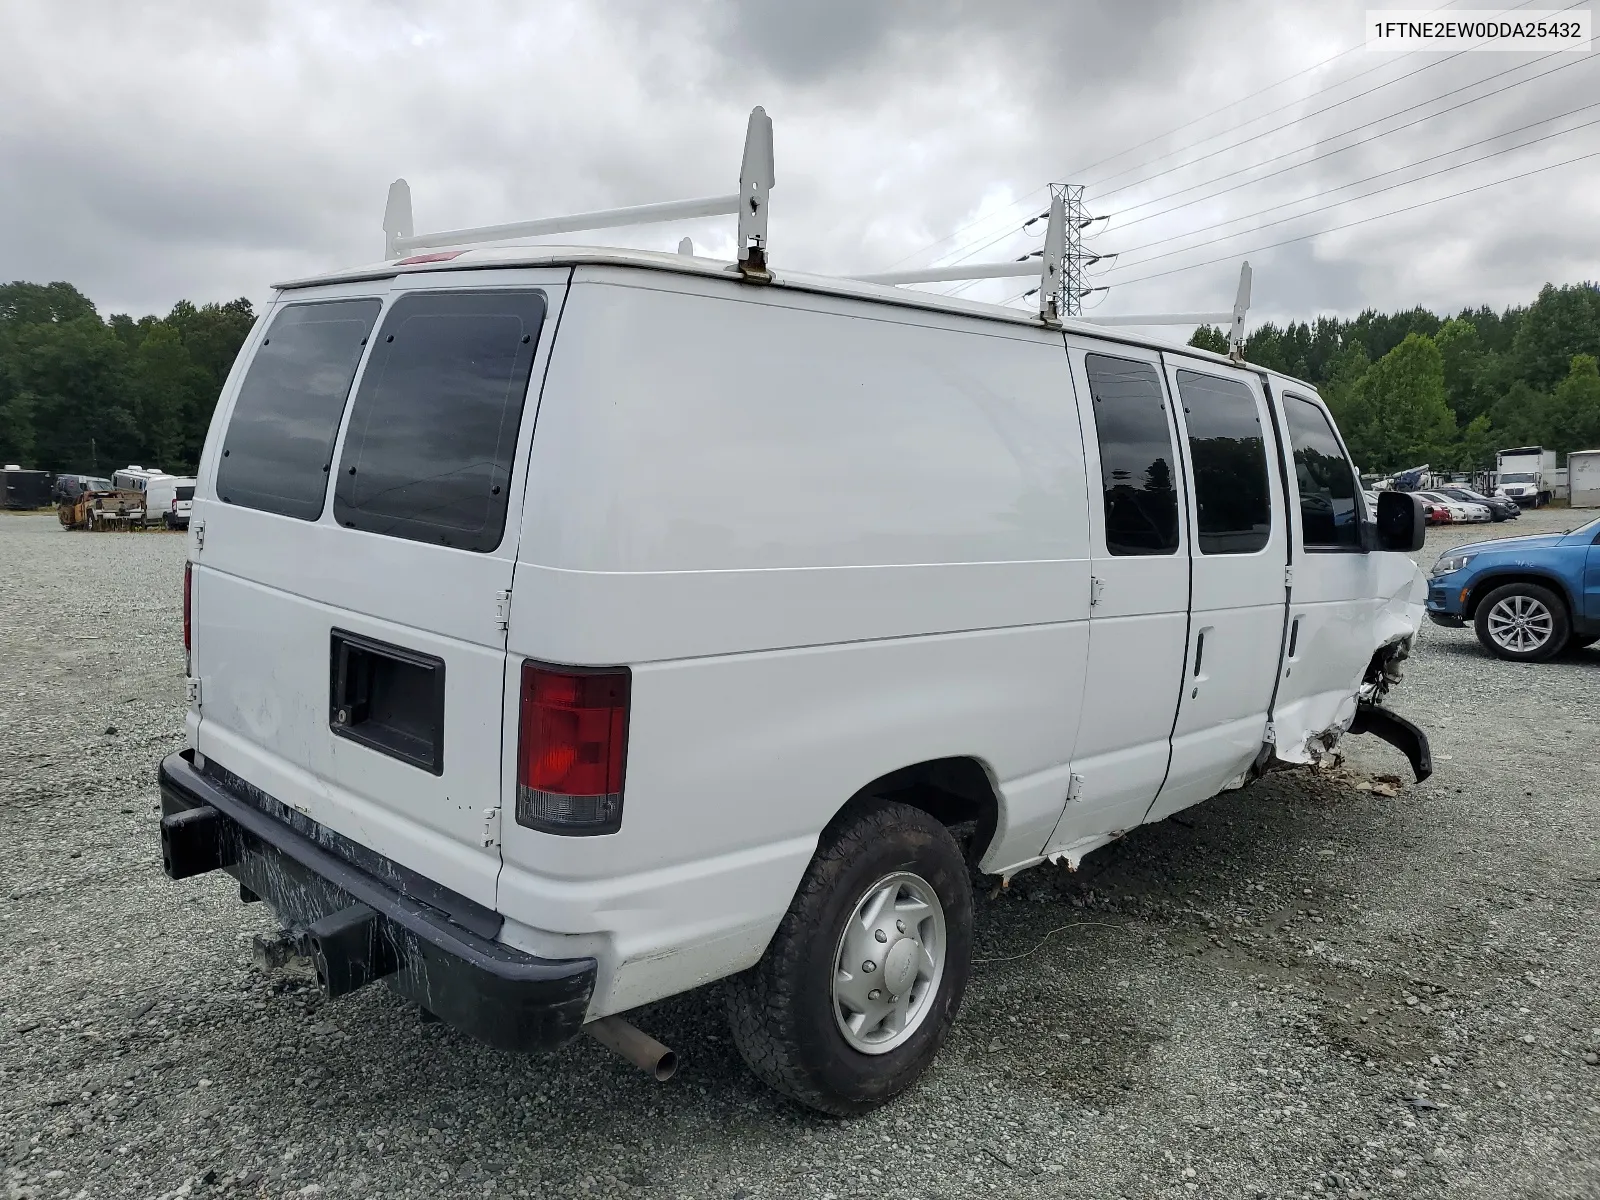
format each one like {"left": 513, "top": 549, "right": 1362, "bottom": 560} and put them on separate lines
{"left": 1347, "top": 702, "right": 1432, "bottom": 782}
{"left": 1267, "top": 559, "right": 1429, "bottom": 777}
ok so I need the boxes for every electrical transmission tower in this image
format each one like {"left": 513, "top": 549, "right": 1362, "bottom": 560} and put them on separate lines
{"left": 1048, "top": 183, "right": 1104, "bottom": 317}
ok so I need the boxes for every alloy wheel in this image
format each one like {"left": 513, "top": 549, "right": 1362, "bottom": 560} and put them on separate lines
{"left": 1486, "top": 594, "right": 1554, "bottom": 654}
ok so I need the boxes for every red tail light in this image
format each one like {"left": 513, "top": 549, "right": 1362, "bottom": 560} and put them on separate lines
{"left": 183, "top": 560, "right": 192, "bottom": 666}
{"left": 516, "top": 661, "right": 630, "bottom": 835}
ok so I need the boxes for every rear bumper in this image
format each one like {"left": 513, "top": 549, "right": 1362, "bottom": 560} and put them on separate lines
{"left": 157, "top": 751, "right": 595, "bottom": 1053}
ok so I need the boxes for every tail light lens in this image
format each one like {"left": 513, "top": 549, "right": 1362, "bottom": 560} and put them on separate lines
{"left": 516, "top": 661, "right": 630, "bottom": 835}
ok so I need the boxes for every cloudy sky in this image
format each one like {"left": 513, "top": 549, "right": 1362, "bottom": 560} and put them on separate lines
{"left": 3, "top": 0, "right": 1598, "bottom": 335}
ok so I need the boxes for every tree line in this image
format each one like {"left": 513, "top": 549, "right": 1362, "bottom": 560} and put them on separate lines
{"left": 2, "top": 277, "right": 1598, "bottom": 482}
{"left": 0, "top": 281, "right": 255, "bottom": 476}
{"left": 1191, "top": 280, "right": 1600, "bottom": 476}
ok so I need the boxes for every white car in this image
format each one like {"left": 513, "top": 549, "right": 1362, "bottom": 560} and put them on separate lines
{"left": 153, "top": 113, "right": 1431, "bottom": 1116}
{"left": 1417, "top": 491, "right": 1490, "bottom": 523}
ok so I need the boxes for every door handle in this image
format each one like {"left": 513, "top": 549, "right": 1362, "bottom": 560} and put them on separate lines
{"left": 1193, "top": 629, "right": 1206, "bottom": 677}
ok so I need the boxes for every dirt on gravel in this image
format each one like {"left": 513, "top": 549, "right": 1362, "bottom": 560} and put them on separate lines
{"left": 2, "top": 510, "right": 1597, "bottom": 1200}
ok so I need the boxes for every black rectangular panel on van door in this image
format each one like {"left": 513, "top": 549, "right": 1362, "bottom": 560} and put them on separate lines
{"left": 332, "top": 289, "right": 547, "bottom": 553}
{"left": 330, "top": 630, "right": 446, "bottom": 775}
{"left": 216, "top": 299, "right": 382, "bottom": 520}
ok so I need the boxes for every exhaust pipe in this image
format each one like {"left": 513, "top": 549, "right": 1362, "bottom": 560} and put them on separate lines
{"left": 585, "top": 1015, "right": 677, "bottom": 1081}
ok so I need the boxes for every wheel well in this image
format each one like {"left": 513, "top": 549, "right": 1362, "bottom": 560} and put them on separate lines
{"left": 830, "top": 757, "right": 1000, "bottom": 866}
{"left": 1462, "top": 573, "right": 1573, "bottom": 621}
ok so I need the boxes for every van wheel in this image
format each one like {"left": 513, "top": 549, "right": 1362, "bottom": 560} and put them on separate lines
{"left": 726, "top": 800, "right": 972, "bottom": 1116}
{"left": 1474, "top": 582, "right": 1570, "bottom": 662}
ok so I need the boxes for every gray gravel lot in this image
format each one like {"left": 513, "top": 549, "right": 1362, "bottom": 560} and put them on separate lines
{"left": 2, "top": 509, "right": 1597, "bottom": 1200}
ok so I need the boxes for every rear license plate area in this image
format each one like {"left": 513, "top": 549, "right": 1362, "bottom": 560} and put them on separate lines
{"left": 330, "top": 629, "right": 445, "bottom": 775}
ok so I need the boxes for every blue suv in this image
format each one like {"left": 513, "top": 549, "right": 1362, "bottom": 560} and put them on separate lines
{"left": 1426, "top": 513, "right": 1600, "bottom": 661}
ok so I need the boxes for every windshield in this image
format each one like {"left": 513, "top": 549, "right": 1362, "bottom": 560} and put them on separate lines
{"left": 1499, "top": 473, "right": 1535, "bottom": 484}
{"left": 1453, "top": 489, "right": 1489, "bottom": 502}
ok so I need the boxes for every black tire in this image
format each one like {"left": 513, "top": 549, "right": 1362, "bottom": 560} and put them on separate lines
{"left": 1473, "top": 582, "right": 1570, "bottom": 662}
{"left": 726, "top": 800, "right": 972, "bottom": 1116}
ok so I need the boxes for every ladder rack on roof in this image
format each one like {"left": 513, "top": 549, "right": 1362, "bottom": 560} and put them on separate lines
{"left": 380, "top": 105, "right": 1253, "bottom": 344}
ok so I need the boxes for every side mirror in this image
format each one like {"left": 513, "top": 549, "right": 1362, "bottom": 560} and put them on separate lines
{"left": 1375, "top": 491, "right": 1426, "bottom": 552}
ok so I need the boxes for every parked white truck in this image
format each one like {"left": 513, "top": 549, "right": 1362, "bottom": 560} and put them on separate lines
{"left": 154, "top": 110, "right": 1433, "bottom": 1115}
{"left": 1495, "top": 446, "right": 1559, "bottom": 507}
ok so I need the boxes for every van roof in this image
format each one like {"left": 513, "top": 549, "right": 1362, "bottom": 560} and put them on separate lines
{"left": 273, "top": 244, "right": 1284, "bottom": 377}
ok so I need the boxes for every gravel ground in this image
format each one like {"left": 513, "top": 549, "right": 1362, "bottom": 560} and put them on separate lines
{"left": 1, "top": 509, "right": 1597, "bottom": 1200}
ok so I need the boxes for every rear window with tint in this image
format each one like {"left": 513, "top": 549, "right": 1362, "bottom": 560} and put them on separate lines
{"left": 175, "top": 486, "right": 195, "bottom": 501}
{"left": 1084, "top": 353, "right": 1181, "bottom": 556}
{"left": 216, "top": 299, "right": 381, "bottom": 520}
{"left": 333, "top": 290, "right": 546, "bottom": 552}
{"left": 1174, "top": 369, "right": 1271, "bottom": 554}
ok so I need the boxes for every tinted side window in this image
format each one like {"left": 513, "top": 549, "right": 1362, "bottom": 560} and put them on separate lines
{"left": 1284, "top": 395, "right": 1360, "bottom": 549}
{"left": 216, "top": 300, "right": 381, "bottom": 520}
{"left": 1084, "top": 353, "right": 1180, "bottom": 556}
{"left": 333, "top": 290, "right": 546, "bottom": 552}
{"left": 1175, "top": 369, "right": 1271, "bottom": 555}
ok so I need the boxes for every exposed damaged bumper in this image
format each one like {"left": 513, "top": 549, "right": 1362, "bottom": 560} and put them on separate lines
{"left": 157, "top": 750, "right": 595, "bottom": 1053}
{"left": 1348, "top": 701, "right": 1433, "bottom": 783}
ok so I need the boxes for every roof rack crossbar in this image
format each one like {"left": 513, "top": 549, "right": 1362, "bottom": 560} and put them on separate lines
{"left": 390, "top": 194, "right": 742, "bottom": 258}
{"left": 1081, "top": 312, "right": 1232, "bottom": 327}
{"left": 849, "top": 260, "right": 1042, "bottom": 286}
{"left": 385, "top": 107, "right": 775, "bottom": 269}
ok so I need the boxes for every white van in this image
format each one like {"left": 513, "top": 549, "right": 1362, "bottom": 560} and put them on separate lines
{"left": 158, "top": 115, "right": 1430, "bottom": 1115}
{"left": 145, "top": 476, "right": 195, "bottom": 529}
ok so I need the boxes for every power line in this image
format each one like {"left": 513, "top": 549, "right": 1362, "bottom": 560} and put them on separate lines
{"left": 1102, "top": 146, "right": 1600, "bottom": 291}
{"left": 1107, "top": 106, "right": 1600, "bottom": 266}
{"left": 1093, "top": 40, "right": 1573, "bottom": 206}
{"left": 923, "top": 28, "right": 1580, "bottom": 286}
{"left": 1084, "top": 0, "right": 1562, "bottom": 198}
{"left": 1106, "top": 52, "right": 1595, "bottom": 233}
{"left": 872, "top": 0, "right": 1487, "bottom": 272}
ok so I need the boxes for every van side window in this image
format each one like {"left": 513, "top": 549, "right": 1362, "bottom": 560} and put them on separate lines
{"left": 216, "top": 299, "right": 381, "bottom": 520}
{"left": 1284, "top": 395, "right": 1360, "bottom": 549}
{"left": 333, "top": 290, "right": 547, "bottom": 553}
{"left": 1084, "top": 353, "right": 1180, "bottom": 556}
{"left": 1174, "top": 370, "right": 1271, "bottom": 555}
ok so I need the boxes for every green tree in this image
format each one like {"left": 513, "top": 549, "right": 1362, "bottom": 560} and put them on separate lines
{"left": 1346, "top": 333, "right": 1456, "bottom": 473}
{"left": 1454, "top": 414, "right": 1495, "bottom": 473}
{"left": 0, "top": 281, "right": 97, "bottom": 328}
{"left": 1188, "top": 324, "right": 1228, "bottom": 355}
{"left": 1511, "top": 282, "right": 1600, "bottom": 390}
{"left": 1546, "top": 354, "right": 1600, "bottom": 456}
{"left": 1435, "top": 317, "right": 1499, "bottom": 424}
{"left": 128, "top": 321, "right": 210, "bottom": 468}
{"left": 9, "top": 316, "right": 135, "bottom": 473}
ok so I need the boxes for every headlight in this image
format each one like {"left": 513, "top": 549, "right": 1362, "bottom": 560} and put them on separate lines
{"left": 1430, "top": 552, "right": 1475, "bottom": 577}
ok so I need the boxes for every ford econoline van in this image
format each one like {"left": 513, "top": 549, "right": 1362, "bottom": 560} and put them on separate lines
{"left": 157, "top": 114, "right": 1431, "bottom": 1115}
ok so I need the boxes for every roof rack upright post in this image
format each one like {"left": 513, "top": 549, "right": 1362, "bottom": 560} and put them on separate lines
{"left": 1037, "top": 193, "right": 1066, "bottom": 323}
{"left": 383, "top": 179, "right": 414, "bottom": 260}
{"left": 736, "top": 106, "right": 775, "bottom": 280}
{"left": 1228, "top": 260, "right": 1252, "bottom": 362}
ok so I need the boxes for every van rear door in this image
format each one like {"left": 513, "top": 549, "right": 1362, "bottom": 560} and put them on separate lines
{"left": 189, "top": 270, "right": 567, "bottom": 909}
